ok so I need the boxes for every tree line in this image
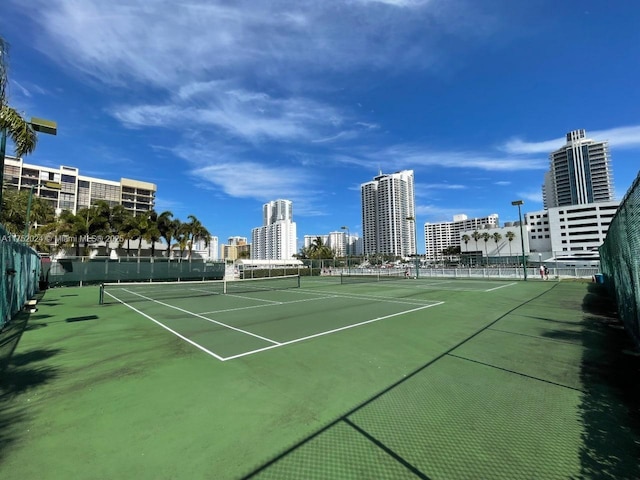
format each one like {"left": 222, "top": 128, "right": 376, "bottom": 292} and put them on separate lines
{"left": 0, "top": 189, "right": 211, "bottom": 258}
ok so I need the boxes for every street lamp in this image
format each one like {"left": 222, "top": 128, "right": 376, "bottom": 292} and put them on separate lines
{"left": 340, "top": 226, "right": 350, "bottom": 275}
{"left": 511, "top": 200, "right": 527, "bottom": 281}
{"left": 0, "top": 117, "right": 57, "bottom": 216}
{"left": 24, "top": 181, "right": 61, "bottom": 239}
{"left": 406, "top": 216, "right": 419, "bottom": 279}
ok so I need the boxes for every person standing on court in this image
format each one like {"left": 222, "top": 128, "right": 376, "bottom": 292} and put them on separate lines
{"left": 539, "top": 264, "right": 545, "bottom": 280}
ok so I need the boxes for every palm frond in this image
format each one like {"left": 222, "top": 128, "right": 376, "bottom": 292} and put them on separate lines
{"left": 0, "top": 104, "right": 37, "bottom": 156}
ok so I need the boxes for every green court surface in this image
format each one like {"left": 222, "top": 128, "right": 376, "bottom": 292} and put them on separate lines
{"left": 1, "top": 277, "right": 638, "bottom": 479}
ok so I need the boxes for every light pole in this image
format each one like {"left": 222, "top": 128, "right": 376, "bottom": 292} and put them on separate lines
{"left": 1, "top": 117, "right": 57, "bottom": 217}
{"left": 511, "top": 200, "right": 527, "bottom": 281}
{"left": 406, "top": 216, "right": 419, "bottom": 279}
{"left": 341, "top": 226, "right": 350, "bottom": 274}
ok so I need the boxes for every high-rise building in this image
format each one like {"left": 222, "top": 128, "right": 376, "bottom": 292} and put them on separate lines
{"left": 251, "top": 199, "right": 297, "bottom": 260}
{"left": 192, "top": 236, "right": 219, "bottom": 261}
{"left": 543, "top": 129, "right": 614, "bottom": 208}
{"left": 424, "top": 214, "right": 499, "bottom": 261}
{"left": 221, "top": 237, "right": 250, "bottom": 261}
{"left": 3, "top": 156, "right": 156, "bottom": 215}
{"left": 263, "top": 199, "right": 293, "bottom": 224}
{"left": 361, "top": 170, "right": 415, "bottom": 257}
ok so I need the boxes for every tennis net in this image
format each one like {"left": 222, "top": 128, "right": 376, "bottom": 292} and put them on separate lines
{"left": 99, "top": 274, "right": 301, "bottom": 304}
{"left": 340, "top": 271, "right": 406, "bottom": 285}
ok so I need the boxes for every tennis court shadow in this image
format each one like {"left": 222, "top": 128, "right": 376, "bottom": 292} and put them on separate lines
{"left": 34, "top": 301, "right": 61, "bottom": 307}
{"left": 8, "top": 348, "right": 62, "bottom": 368}
{"left": 0, "top": 402, "right": 28, "bottom": 465}
{"left": 65, "top": 315, "right": 99, "bottom": 323}
{"left": 572, "top": 287, "right": 640, "bottom": 479}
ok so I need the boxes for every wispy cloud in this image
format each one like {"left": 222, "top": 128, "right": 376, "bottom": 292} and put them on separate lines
{"left": 336, "top": 144, "right": 549, "bottom": 172}
{"left": 518, "top": 191, "right": 543, "bottom": 203}
{"left": 501, "top": 125, "right": 640, "bottom": 154}
{"left": 112, "top": 84, "right": 349, "bottom": 143}
{"left": 17, "top": 0, "right": 500, "bottom": 91}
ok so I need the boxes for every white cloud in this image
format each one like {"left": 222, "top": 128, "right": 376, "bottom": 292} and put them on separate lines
{"left": 338, "top": 144, "right": 549, "bottom": 172}
{"left": 112, "top": 86, "right": 346, "bottom": 143}
{"left": 192, "top": 161, "right": 312, "bottom": 200}
{"left": 519, "top": 191, "right": 543, "bottom": 203}
{"left": 501, "top": 124, "right": 640, "bottom": 154}
{"left": 16, "top": 0, "right": 497, "bottom": 91}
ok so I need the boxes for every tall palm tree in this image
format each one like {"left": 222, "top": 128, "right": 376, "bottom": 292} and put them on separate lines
{"left": 56, "top": 202, "right": 110, "bottom": 256}
{"left": 481, "top": 232, "right": 491, "bottom": 265}
{"left": 461, "top": 234, "right": 470, "bottom": 253}
{"left": 506, "top": 231, "right": 516, "bottom": 264}
{"left": 471, "top": 230, "right": 481, "bottom": 266}
{"left": 492, "top": 232, "right": 503, "bottom": 263}
{"left": 157, "top": 210, "right": 177, "bottom": 255}
{"left": 119, "top": 214, "right": 140, "bottom": 257}
{"left": 1, "top": 37, "right": 38, "bottom": 213}
{"left": 461, "top": 234, "right": 470, "bottom": 265}
{"left": 143, "top": 210, "right": 162, "bottom": 257}
{"left": 108, "top": 204, "right": 131, "bottom": 240}
{"left": 174, "top": 220, "right": 190, "bottom": 260}
{"left": 184, "top": 214, "right": 211, "bottom": 261}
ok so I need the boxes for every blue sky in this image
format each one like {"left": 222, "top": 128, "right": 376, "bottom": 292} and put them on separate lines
{"left": 2, "top": 0, "right": 639, "bottom": 252}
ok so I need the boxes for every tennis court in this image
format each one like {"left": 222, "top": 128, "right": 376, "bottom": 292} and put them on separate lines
{"left": 99, "top": 275, "right": 517, "bottom": 361}
{"left": 2, "top": 276, "right": 639, "bottom": 480}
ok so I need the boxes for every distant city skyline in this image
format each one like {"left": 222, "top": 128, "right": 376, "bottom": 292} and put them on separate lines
{"left": 2, "top": 2, "right": 639, "bottom": 252}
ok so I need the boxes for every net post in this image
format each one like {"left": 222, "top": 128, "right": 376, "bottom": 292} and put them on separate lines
{"left": 223, "top": 278, "right": 227, "bottom": 294}
{"left": 99, "top": 283, "right": 104, "bottom": 305}
{"left": 297, "top": 274, "right": 301, "bottom": 288}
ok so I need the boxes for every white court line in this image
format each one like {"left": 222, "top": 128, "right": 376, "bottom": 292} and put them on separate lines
{"left": 224, "top": 293, "right": 282, "bottom": 304}
{"left": 103, "top": 290, "right": 225, "bottom": 361}
{"left": 295, "top": 288, "right": 443, "bottom": 306}
{"left": 121, "top": 288, "right": 281, "bottom": 345}
{"left": 198, "top": 294, "right": 339, "bottom": 315}
{"left": 485, "top": 282, "right": 517, "bottom": 292}
{"left": 221, "top": 301, "right": 445, "bottom": 361}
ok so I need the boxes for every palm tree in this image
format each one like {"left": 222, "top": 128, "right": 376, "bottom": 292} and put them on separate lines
{"left": 157, "top": 211, "right": 177, "bottom": 256}
{"left": 119, "top": 214, "right": 140, "bottom": 256}
{"left": 461, "top": 234, "right": 470, "bottom": 265}
{"left": 56, "top": 202, "right": 111, "bottom": 256}
{"left": 471, "top": 230, "right": 481, "bottom": 266}
{"left": 0, "top": 188, "right": 29, "bottom": 233}
{"left": 492, "top": 232, "right": 503, "bottom": 263}
{"left": 481, "top": 232, "right": 491, "bottom": 265}
{"left": 308, "top": 236, "right": 334, "bottom": 268}
{"left": 506, "top": 231, "right": 516, "bottom": 264}
{"left": 1, "top": 37, "right": 39, "bottom": 215}
{"left": 143, "top": 210, "right": 162, "bottom": 257}
{"left": 174, "top": 220, "right": 189, "bottom": 260}
{"left": 1, "top": 37, "right": 38, "bottom": 160}
{"left": 184, "top": 214, "right": 211, "bottom": 261}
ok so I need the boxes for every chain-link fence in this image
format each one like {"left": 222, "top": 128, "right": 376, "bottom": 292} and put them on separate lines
{"left": 599, "top": 171, "right": 640, "bottom": 348}
{"left": 0, "top": 224, "right": 41, "bottom": 329}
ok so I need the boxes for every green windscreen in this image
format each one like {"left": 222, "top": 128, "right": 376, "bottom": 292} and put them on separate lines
{"left": 0, "top": 224, "right": 41, "bottom": 329}
{"left": 599, "top": 171, "right": 640, "bottom": 348}
{"left": 340, "top": 271, "right": 406, "bottom": 285}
